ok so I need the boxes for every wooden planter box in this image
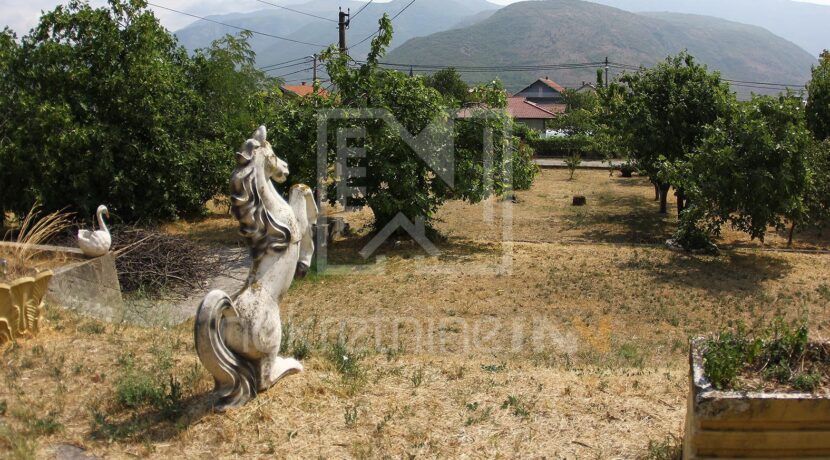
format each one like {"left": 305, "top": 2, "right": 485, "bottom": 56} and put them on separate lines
{"left": 684, "top": 338, "right": 830, "bottom": 459}
{"left": 0, "top": 271, "right": 53, "bottom": 346}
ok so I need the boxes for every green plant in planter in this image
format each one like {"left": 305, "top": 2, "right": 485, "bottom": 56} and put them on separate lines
{"left": 703, "top": 317, "right": 826, "bottom": 391}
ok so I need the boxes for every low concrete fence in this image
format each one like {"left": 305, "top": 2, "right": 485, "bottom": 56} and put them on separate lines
{"left": 0, "top": 242, "right": 125, "bottom": 322}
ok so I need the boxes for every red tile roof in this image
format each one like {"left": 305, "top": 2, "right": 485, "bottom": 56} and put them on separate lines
{"left": 507, "top": 97, "right": 558, "bottom": 119}
{"left": 281, "top": 82, "right": 328, "bottom": 97}
{"left": 535, "top": 102, "right": 567, "bottom": 114}
{"left": 538, "top": 77, "right": 566, "bottom": 94}
{"left": 456, "top": 97, "right": 562, "bottom": 120}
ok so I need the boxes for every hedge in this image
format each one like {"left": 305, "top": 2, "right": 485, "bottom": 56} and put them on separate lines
{"left": 531, "top": 135, "right": 605, "bottom": 159}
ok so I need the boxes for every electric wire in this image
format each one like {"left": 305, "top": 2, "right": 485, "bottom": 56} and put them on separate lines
{"left": 252, "top": 0, "right": 337, "bottom": 22}
{"left": 146, "top": 2, "right": 328, "bottom": 47}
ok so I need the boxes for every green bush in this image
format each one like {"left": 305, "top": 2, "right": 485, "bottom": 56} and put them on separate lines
{"left": 512, "top": 142, "right": 540, "bottom": 190}
{"left": 703, "top": 318, "right": 826, "bottom": 392}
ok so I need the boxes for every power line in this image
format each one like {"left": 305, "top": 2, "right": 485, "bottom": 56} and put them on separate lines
{"left": 351, "top": 0, "right": 417, "bottom": 49}
{"left": 146, "top": 2, "right": 328, "bottom": 48}
{"left": 271, "top": 66, "right": 323, "bottom": 79}
{"left": 260, "top": 58, "right": 314, "bottom": 72}
{"left": 350, "top": 0, "right": 375, "bottom": 20}
{"left": 252, "top": 0, "right": 337, "bottom": 22}
{"left": 373, "top": 61, "right": 607, "bottom": 71}
{"left": 258, "top": 55, "right": 314, "bottom": 71}
{"left": 391, "top": 0, "right": 417, "bottom": 20}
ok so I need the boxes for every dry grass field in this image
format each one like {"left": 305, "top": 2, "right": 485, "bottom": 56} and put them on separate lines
{"left": 2, "top": 169, "right": 830, "bottom": 459}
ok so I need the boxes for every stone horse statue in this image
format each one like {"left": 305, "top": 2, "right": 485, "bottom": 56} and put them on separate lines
{"left": 195, "top": 126, "right": 318, "bottom": 411}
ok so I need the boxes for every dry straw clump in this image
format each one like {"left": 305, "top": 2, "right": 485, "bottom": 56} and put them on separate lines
{"left": 1, "top": 203, "right": 74, "bottom": 281}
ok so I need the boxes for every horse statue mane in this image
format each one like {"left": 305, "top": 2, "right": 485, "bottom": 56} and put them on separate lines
{"left": 230, "top": 130, "right": 297, "bottom": 261}
{"left": 195, "top": 125, "right": 318, "bottom": 411}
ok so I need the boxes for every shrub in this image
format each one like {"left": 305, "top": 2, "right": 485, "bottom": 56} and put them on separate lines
{"left": 639, "top": 435, "right": 682, "bottom": 460}
{"left": 114, "top": 348, "right": 184, "bottom": 418}
{"left": 703, "top": 318, "right": 827, "bottom": 392}
{"left": 565, "top": 154, "right": 582, "bottom": 180}
{"left": 512, "top": 142, "right": 540, "bottom": 190}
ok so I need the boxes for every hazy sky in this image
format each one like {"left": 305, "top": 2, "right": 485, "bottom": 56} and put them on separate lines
{"left": 3, "top": 0, "right": 830, "bottom": 35}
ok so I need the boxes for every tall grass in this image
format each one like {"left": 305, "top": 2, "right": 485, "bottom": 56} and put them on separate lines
{"left": 2, "top": 203, "right": 73, "bottom": 280}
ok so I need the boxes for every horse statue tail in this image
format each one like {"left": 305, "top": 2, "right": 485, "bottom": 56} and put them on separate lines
{"left": 194, "top": 290, "right": 257, "bottom": 411}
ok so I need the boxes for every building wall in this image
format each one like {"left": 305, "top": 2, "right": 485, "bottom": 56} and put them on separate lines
{"left": 515, "top": 118, "right": 546, "bottom": 131}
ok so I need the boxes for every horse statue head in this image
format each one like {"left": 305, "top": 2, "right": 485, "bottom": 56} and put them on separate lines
{"left": 230, "top": 125, "right": 301, "bottom": 262}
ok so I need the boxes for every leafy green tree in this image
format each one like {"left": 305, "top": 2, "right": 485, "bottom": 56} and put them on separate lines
{"left": 423, "top": 67, "right": 469, "bottom": 106}
{"left": 806, "top": 50, "right": 830, "bottom": 141}
{"left": 666, "top": 94, "right": 811, "bottom": 250}
{"left": 795, "top": 139, "right": 830, "bottom": 240}
{"left": 0, "top": 0, "right": 272, "bottom": 223}
{"left": 314, "top": 16, "right": 534, "bottom": 231}
{"left": 618, "top": 52, "right": 734, "bottom": 214}
{"left": 189, "top": 31, "right": 280, "bottom": 152}
{"left": 0, "top": 28, "right": 23, "bottom": 220}
{"left": 548, "top": 89, "right": 600, "bottom": 136}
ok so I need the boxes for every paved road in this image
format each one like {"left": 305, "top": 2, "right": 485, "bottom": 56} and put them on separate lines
{"left": 534, "top": 158, "right": 622, "bottom": 169}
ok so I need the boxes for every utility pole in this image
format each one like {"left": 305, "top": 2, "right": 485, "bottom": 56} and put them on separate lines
{"left": 338, "top": 8, "right": 350, "bottom": 53}
{"left": 604, "top": 56, "right": 609, "bottom": 88}
{"left": 311, "top": 53, "right": 318, "bottom": 84}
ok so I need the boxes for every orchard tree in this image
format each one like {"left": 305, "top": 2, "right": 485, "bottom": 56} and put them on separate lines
{"left": 317, "top": 15, "right": 535, "bottom": 230}
{"left": 666, "top": 94, "right": 811, "bottom": 250}
{"left": 548, "top": 89, "right": 599, "bottom": 136}
{"left": 189, "top": 31, "right": 281, "bottom": 152}
{"left": 0, "top": 29, "right": 23, "bottom": 220}
{"left": 423, "top": 67, "right": 469, "bottom": 106}
{"left": 807, "top": 50, "right": 830, "bottom": 140}
{"left": 795, "top": 139, "right": 830, "bottom": 240}
{"left": 0, "top": 0, "right": 274, "bottom": 223}
{"left": 618, "top": 52, "right": 734, "bottom": 214}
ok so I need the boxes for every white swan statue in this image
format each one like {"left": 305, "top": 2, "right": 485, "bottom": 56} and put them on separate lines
{"left": 77, "top": 205, "right": 112, "bottom": 258}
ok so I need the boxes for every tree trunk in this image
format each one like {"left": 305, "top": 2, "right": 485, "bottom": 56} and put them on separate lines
{"left": 788, "top": 222, "right": 796, "bottom": 247}
{"left": 658, "top": 183, "right": 671, "bottom": 214}
{"left": 653, "top": 182, "right": 660, "bottom": 201}
{"left": 676, "top": 189, "right": 686, "bottom": 217}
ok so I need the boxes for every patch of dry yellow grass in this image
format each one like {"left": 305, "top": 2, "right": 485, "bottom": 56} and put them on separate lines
{"left": 2, "top": 170, "right": 829, "bottom": 458}
{"left": 437, "top": 169, "right": 830, "bottom": 250}
{"left": 2, "top": 242, "right": 829, "bottom": 458}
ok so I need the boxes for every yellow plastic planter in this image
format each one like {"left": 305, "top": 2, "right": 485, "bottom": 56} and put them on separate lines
{"left": 0, "top": 271, "right": 52, "bottom": 346}
{"left": 684, "top": 338, "right": 830, "bottom": 459}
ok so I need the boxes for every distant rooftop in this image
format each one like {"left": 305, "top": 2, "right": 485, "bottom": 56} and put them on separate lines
{"left": 280, "top": 82, "right": 328, "bottom": 97}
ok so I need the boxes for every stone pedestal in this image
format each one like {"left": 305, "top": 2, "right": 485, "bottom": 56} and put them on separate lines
{"left": 46, "top": 252, "right": 125, "bottom": 323}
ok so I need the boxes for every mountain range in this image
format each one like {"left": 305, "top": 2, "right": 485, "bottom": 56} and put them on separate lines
{"left": 174, "top": 0, "right": 499, "bottom": 79}
{"left": 385, "top": 0, "right": 816, "bottom": 94}
{"left": 174, "top": 0, "right": 820, "bottom": 94}
{"left": 589, "top": 0, "right": 830, "bottom": 57}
